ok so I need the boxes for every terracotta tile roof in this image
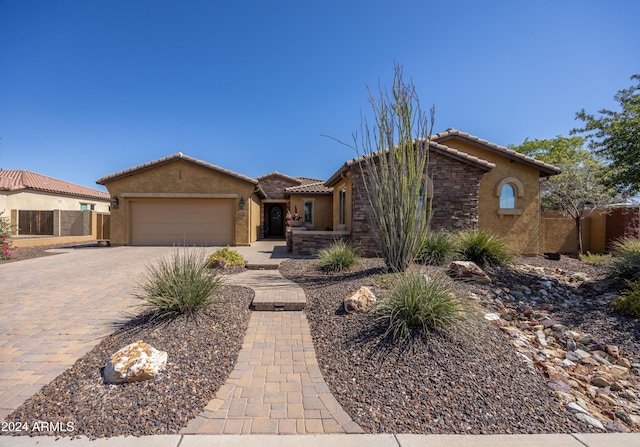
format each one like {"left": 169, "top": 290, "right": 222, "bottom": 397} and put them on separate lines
{"left": 431, "top": 128, "right": 561, "bottom": 177}
{"left": 325, "top": 139, "right": 496, "bottom": 187}
{"left": 0, "top": 169, "right": 110, "bottom": 201}
{"left": 97, "top": 152, "right": 261, "bottom": 186}
{"left": 295, "top": 176, "right": 326, "bottom": 185}
{"left": 285, "top": 182, "right": 333, "bottom": 195}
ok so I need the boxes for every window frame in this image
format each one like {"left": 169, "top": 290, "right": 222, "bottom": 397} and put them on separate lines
{"left": 495, "top": 177, "right": 524, "bottom": 215}
{"left": 303, "top": 199, "right": 314, "bottom": 225}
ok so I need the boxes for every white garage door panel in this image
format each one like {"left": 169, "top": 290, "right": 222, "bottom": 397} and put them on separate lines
{"left": 131, "top": 200, "right": 233, "bottom": 246}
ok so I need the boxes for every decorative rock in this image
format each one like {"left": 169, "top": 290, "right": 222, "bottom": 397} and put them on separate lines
{"left": 447, "top": 261, "right": 491, "bottom": 283}
{"left": 104, "top": 341, "right": 167, "bottom": 384}
{"left": 606, "top": 345, "right": 620, "bottom": 359}
{"left": 576, "top": 333, "right": 593, "bottom": 345}
{"left": 483, "top": 313, "right": 500, "bottom": 321}
{"left": 620, "top": 389, "right": 637, "bottom": 400}
{"left": 617, "top": 357, "right": 632, "bottom": 368}
{"left": 567, "top": 402, "right": 589, "bottom": 414}
{"left": 609, "top": 365, "right": 630, "bottom": 380}
{"left": 343, "top": 286, "right": 377, "bottom": 314}
{"left": 592, "top": 376, "right": 612, "bottom": 388}
{"left": 575, "top": 412, "right": 605, "bottom": 430}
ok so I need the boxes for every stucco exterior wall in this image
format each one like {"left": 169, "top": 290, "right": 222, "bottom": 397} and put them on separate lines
{"left": 250, "top": 193, "right": 261, "bottom": 242}
{"left": 440, "top": 139, "right": 543, "bottom": 254}
{"left": 103, "top": 160, "right": 257, "bottom": 246}
{"left": 1, "top": 190, "right": 110, "bottom": 212}
{"left": 288, "top": 195, "right": 333, "bottom": 231}
{"left": 331, "top": 176, "right": 353, "bottom": 232}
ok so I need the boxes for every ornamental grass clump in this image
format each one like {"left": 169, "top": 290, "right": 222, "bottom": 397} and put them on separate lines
{"left": 606, "top": 238, "right": 640, "bottom": 288}
{"left": 454, "top": 230, "right": 515, "bottom": 268}
{"left": 612, "top": 280, "right": 640, "bottom": 318}
{"left": 416, "top": 232, "right": 455, "bottom": 266}
{"left": 374, "top": 273, "right": 468, "bottom": 342}
{"left": 317, "top": 239, "right": 359, "bottom": 272}
{"left": 206, "top": 247, "right": 245, "bottom": 267}
{"left": 136, "top": 247, "right": 224, "bottom": 318}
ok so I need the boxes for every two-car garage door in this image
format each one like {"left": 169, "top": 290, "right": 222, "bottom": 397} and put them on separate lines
{"left": 131, "top": 199, "right": 233, "bottom": 246}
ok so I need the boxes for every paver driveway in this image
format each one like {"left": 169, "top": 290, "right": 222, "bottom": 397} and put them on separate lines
{"left": 0, "top": 246, "right": 185, "bottom": 418}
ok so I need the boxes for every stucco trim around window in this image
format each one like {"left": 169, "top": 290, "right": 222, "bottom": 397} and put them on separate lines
{"left": 495, "top": 177, "right": 524, "bottom": 215}
{"left": 495, "top": 177, "right": 525, "bottom": 198}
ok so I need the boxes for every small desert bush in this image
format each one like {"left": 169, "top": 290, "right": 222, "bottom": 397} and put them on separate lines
{"left": 454, "top": 230, "right": 515, "bottom": 268}
{"left": 136, "top": 247, "right": 225, "bottom": 318}
{"left": 373, "top": 273, "right": 468, "bottom": 341}
{"left": 606, "top": 238, "right": 640, "bottom": 287}
{"left": 579, "top": 251, "right": 612, "bottom": 265}
{"left": 206, "top": 247, "right": 245, "bottom": 267}
{"left": 317, "top": 239, "right": 359, "bottom": 272}
{"left": 416, "top": 232, "right": 455, "bottom": 266}
{"left": 612, "top": 280, "right": 640, "bottom": 318}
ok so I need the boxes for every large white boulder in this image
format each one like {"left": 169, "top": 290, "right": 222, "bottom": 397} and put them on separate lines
{"left": 104, "top": 341, "right": 167, "bottom": 384}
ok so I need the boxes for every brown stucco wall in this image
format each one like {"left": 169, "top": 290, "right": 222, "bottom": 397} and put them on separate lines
{"left": 103, "top": 159, "right": 257, "bottom": 246}
{"left": 288, "top": 194, "right": 333, "bottom": 231}
{"left": 331, "top": 176, "right": 353, "bottom": 232}
{"left": 440, "top": 139, "right": 543, "bottom": 254}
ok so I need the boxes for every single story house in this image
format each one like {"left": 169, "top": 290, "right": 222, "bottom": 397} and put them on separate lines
{"left": 97, "top": 129, "right": 560, "bottom": 254}
{"left": 1, "top": 169, "right": 111, "bottom": 236}
{"left": 0, "top": 169, "right": 111, "bottom": 212}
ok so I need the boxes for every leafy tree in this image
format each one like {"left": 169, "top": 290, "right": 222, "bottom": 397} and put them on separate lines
{"left": 511, "top": 135, "right": 617, "bottom": 253}
{"left": 544, "top": 163, "right": 616, "bottom": 254}
{"left": 510, "top": 135, "right": 590, "bottom": 166}
{"left": 340, "top": 64, "right": 434, "bottom": 272}
{"left": 573, "top": 74, "right": 640, "bottom": 196}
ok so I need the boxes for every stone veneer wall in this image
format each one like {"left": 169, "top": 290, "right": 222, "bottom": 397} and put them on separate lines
{"left": 350, "top": 151, "right": 486, "bottom": 255}
{"left": 259, "top": 176, "right": 300, "bottom": 200}
{"left": 287, "top": 229, "right": 350, "bottom": 256}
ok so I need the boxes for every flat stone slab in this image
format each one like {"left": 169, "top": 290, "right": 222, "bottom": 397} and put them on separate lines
{"left": 226, "top": 270, "right": 306, "bottom": 311}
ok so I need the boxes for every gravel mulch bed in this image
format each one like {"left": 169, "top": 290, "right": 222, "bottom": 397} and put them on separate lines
{"left": 0, "top": 243, "right": 69, "bottom": 264}
{"left": 6, "top": 286, "right": 253, "bottom": 439}
{"left": 279, "top": 257, "right": 592, "bottom": 434}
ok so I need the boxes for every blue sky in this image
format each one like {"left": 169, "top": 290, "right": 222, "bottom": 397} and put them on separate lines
{"left": 1, "top": 0, "right": 638, "bottom": 193}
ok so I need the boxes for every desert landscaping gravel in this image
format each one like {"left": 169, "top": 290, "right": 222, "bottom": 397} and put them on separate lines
{"left": 2, "top": 244, "right": 639, "bottom": 436}
{"left": 5, "top": 285, "right": 253, "bottom": 438}
{"left": 279, "top": 257, "right": 599, "bottom": 434}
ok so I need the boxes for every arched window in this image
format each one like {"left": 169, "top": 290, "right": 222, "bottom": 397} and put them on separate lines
{"left": 500, "top": 184, "right": 516, "bottom": 209}
{"left": 495, "top": 177, "right": 524, "bottom": 215}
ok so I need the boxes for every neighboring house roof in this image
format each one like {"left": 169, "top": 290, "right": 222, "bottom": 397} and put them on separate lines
{"left": 431, "top": 128, "right": 561, "bottom": 177}
{"left": 0, "top": 169, "right": 110, "bottom": 201}
{"left": 97, "top": 152, "right": 266, "bottom": 197}
{"left": 325, "top": 139, "right": 496, "bottom": 187}
{"left": 286, "top": 182, "right": 333, "bottom": 195}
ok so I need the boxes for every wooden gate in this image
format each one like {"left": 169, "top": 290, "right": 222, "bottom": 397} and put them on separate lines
{"left": 18, "top": 210, "right": 54, "bottom": 235}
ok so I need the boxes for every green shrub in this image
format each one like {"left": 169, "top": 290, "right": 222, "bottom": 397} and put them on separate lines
{"left": 317, "top": 239, "right": 359, "bottom": 272}
{"left": 206, "top": 247, "right": 245, "bottom": 268}
{"left": 373, "top": 273, "right": 468, "bottom": 341}
{"left": 579, "top": 251, "right": 612, "bottom": 265}
{"left": 612, "top": 280, "right": 640, "bottom": 318}
{"left": 416, "top": 232, "right": 455, "bottom": 266}
{"left": 136, "top": 247, "right": 225, "bottom": 318}
{"left": 606, "top": 238, "right": 640, "bottom": 287}
{"left": 454, "top": 230, "right": 515, "bottom": 268}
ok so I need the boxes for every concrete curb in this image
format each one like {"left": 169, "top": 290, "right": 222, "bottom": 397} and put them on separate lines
{"left": 2, "top": 433, "right": 640, "bottom": 447}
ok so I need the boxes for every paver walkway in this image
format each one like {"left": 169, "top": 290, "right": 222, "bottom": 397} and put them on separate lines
{"left": 182, "top": 268, "right": 363, "bottom": 434}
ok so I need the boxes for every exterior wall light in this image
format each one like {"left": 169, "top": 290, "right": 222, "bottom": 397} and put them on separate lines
{"left": 239, "top": 197, "right": 245, "bottom": 210}
{"left": 111, "top": 197, "right": 119, "bottom": 209}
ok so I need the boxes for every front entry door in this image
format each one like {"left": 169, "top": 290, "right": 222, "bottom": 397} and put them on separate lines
{"left": 269, "top": 205, "right": 284, "bottom": 237}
